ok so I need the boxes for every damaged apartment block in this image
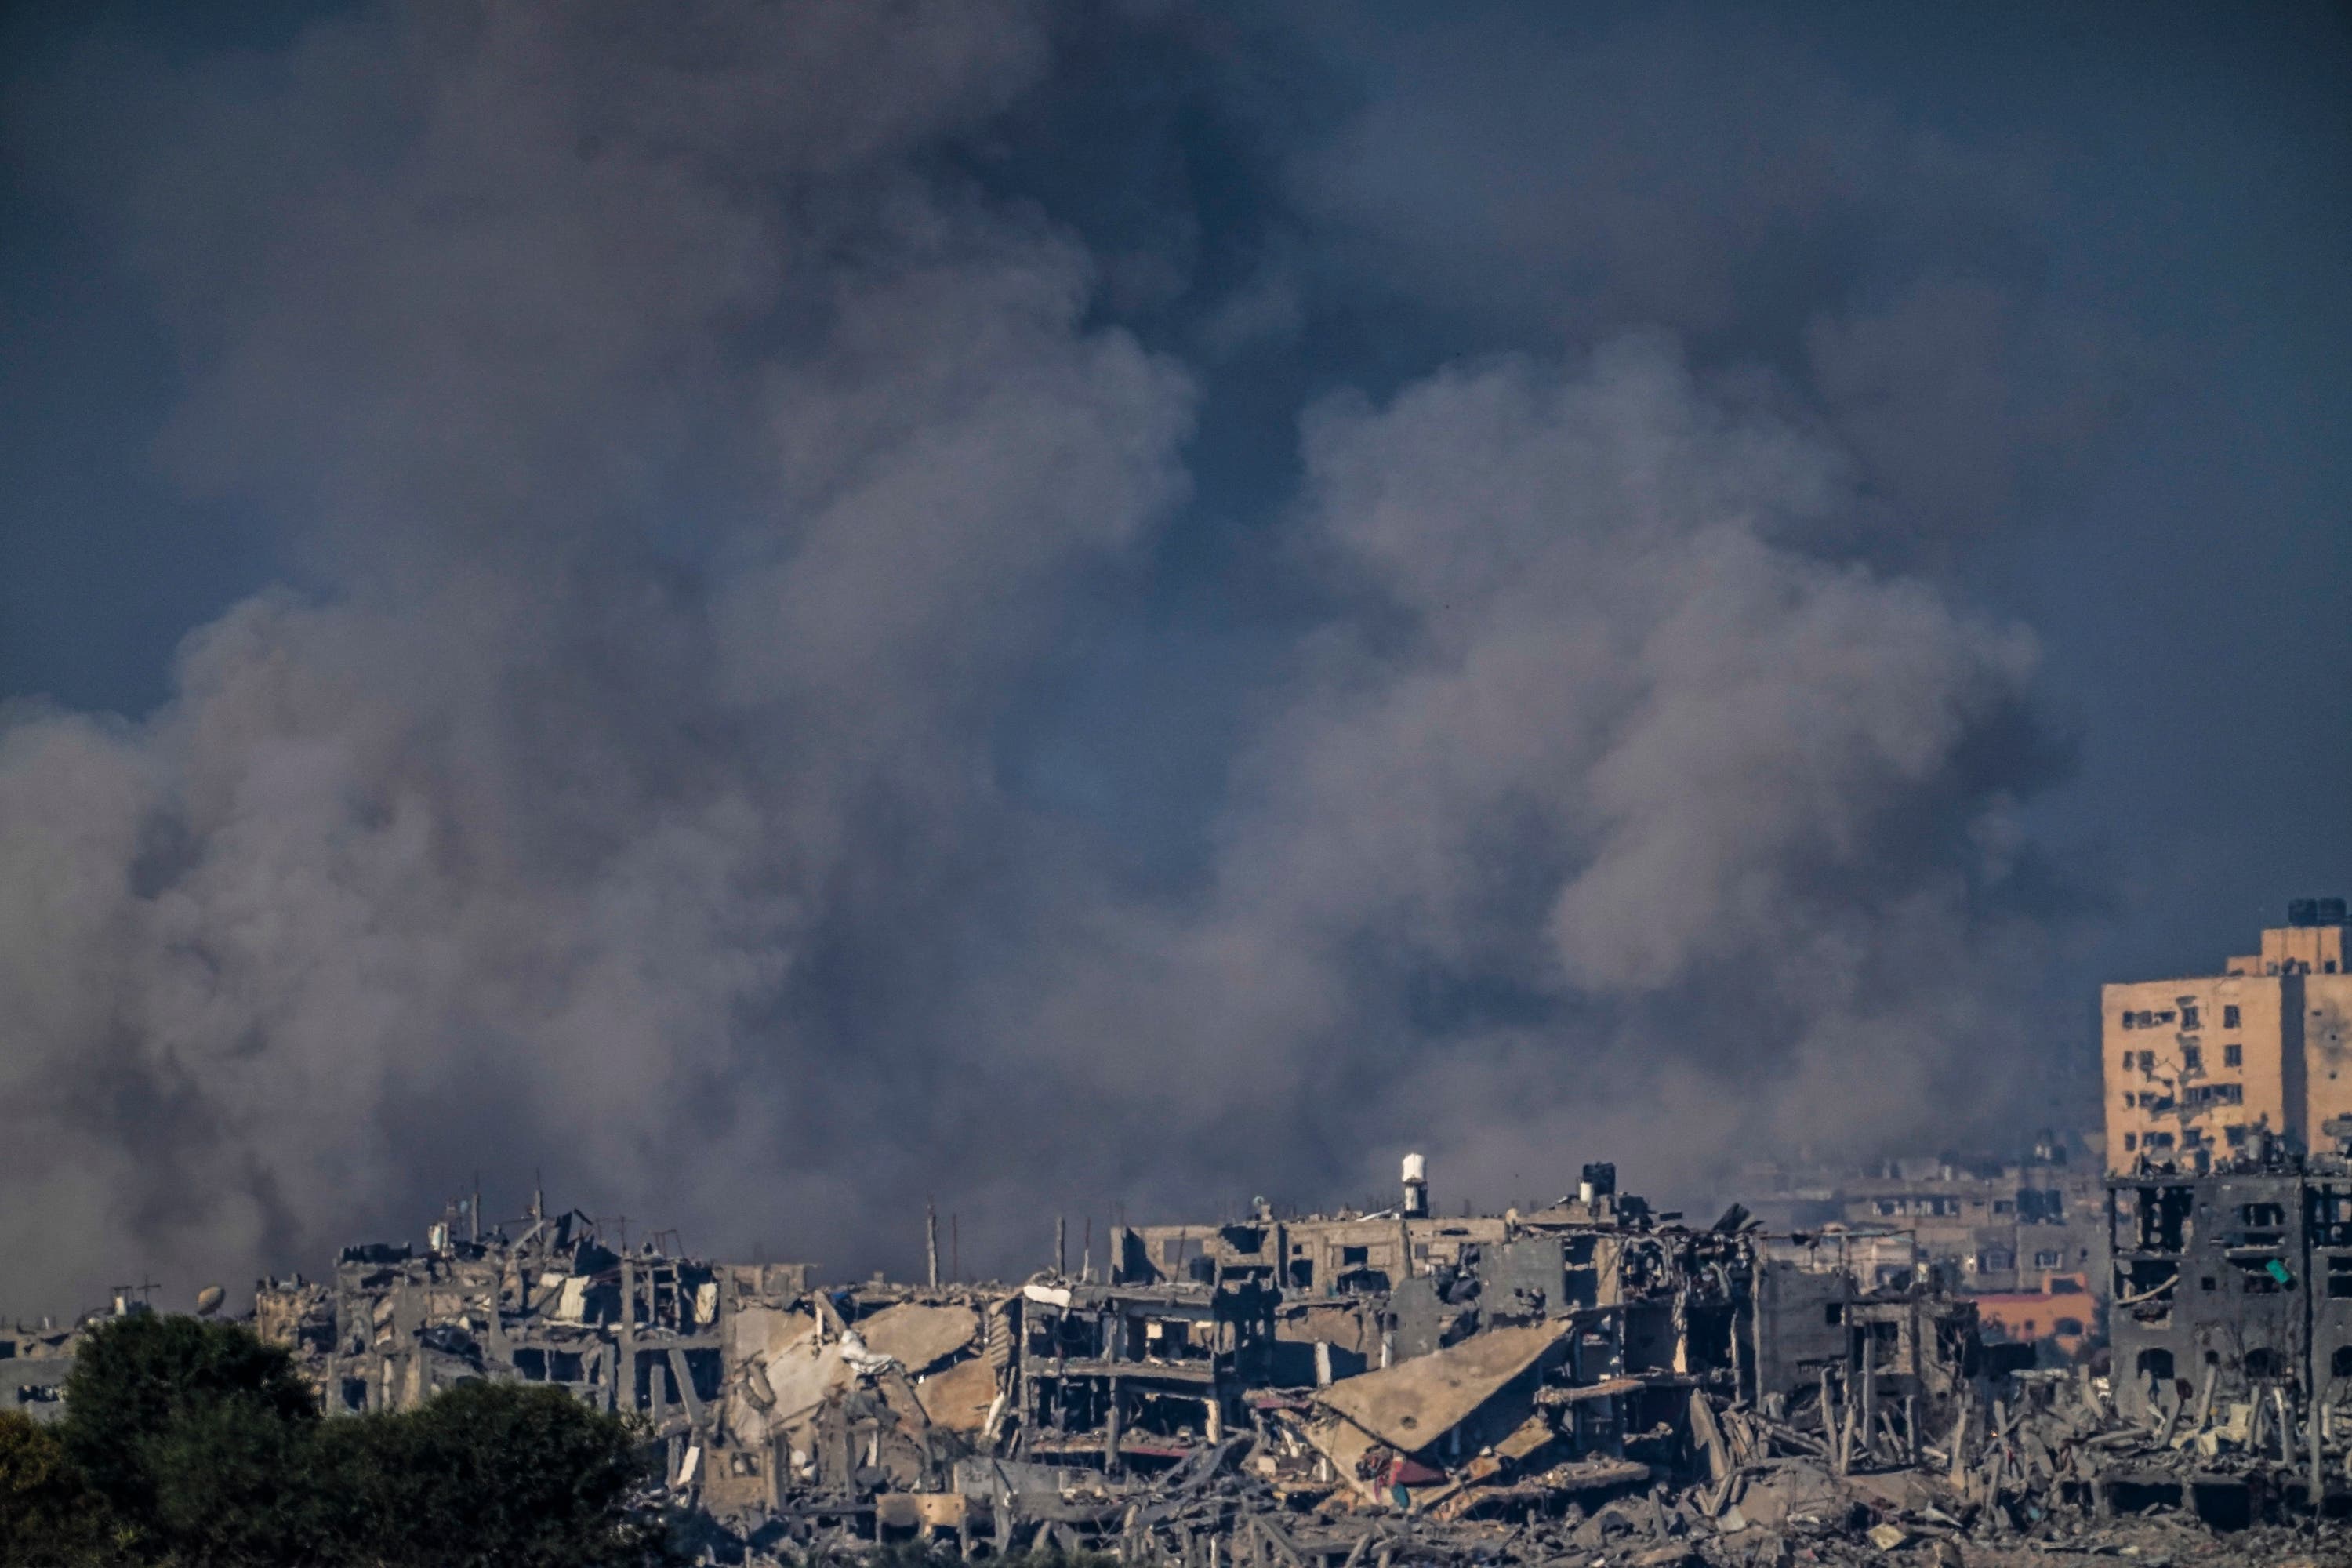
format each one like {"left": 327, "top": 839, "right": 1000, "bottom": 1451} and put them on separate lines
{"left": 200, "top": 1142, "right": 2345, "bottom": 1559}
{"left": 2107, "top": 1161, "right": 2352, "bottom": 1439}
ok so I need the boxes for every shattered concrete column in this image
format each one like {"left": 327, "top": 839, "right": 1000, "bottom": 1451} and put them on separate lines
{"left": 2312, "top": 1390, "right": 2326, "bottom": 1516}
{"left": 619, "top": 1257, "right": 637, "bottom": 1414}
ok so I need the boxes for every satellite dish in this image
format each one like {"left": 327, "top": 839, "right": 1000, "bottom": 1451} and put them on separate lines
{"left": 194, "top": 1285, "right": 225, "bottom": 1317}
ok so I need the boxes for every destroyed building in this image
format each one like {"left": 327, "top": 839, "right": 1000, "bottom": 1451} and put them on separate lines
{"left": 2107, "top": 1159, "right": 2352, "bottom": 1429}
{"left": 1737, "top": 1134, "right": 2109, "bottom": 1312}
{"left": 0, "top": 1316, "right": 78, "bottom": 1423}
{"left": 0, "top": 1140, "right": 2304, "bottom": 1563}
{"left": 3, "top": 1285, "right": 175, "bottom": 1424}
{"left": 234, "top": 1156, "right": 1990, "bottom": 1536}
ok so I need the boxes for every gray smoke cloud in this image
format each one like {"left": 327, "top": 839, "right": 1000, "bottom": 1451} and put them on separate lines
{"left": 983, "top": 339, "right": 2060, "bottom": 1224}
{"left": 2, "top": 1, "right": 2094, "bottom": 1313}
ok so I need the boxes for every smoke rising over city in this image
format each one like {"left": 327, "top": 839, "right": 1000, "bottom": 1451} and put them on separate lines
{"left": 2, "top": 2, "right": 2346, "bottom": 1312}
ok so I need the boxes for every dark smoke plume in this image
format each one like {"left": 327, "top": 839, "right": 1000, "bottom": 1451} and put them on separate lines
{"left": 0, "top": 1, "right": 2117, "bottom": 1312}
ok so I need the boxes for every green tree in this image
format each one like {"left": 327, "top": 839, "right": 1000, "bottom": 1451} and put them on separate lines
{"left": 48, "top": 1316, "right": 663, "bottom": 1566}
{"left": 316, "top": 1381, "right": 663, "bottom": 1568}
{"left": 0, "top": 1409, "right": 125, "bottom": 1566}
{"left": 57, "top": 1313, "right": 321, "bottom": 1566}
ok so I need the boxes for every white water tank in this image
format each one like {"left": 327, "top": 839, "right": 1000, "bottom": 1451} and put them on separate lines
{"left": 1401, "top": 1152, "right": 1429, "bottom": 1217}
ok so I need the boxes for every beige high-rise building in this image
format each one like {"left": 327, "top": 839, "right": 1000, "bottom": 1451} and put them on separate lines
{"left": 2103, "top": 898, "right": 2352, "bottom": 1174}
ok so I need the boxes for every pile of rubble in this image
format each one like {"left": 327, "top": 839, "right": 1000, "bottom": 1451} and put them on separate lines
{"left": 205, "top": 1166, "right": 2352, "bottom": 1566}
{"left": 696, "top": 1324, "right": 2347, "bottom": 1567}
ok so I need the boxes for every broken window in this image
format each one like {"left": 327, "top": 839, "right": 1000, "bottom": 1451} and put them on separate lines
{"left": 2330, "top": 1257, "right": 2352, "bottom": 1300}
{"left": 2140, "top": 1051, "right": 2156, "bottom": 1073}
{"left": 2124, "top": 1134, "right": 2138, "bottom": 1152}
{"left": 2056, "top": 1317, "right": 2084, "bottom": 1337}
{"left": 2240, "top": 1202, "right": 2288, "bottom": 1228}
{"left": 2336, "top": 1346, "right": 2352, "bottom": 1377}
{"left": 2224, "top": 1004, "right": 2241, "bottom": 1028}
{"left": 2226, "top": 1125, "right": 2249, "bottom": 1148}
{"left": 2034, "top": 1250, "right": 2063, "bottom": 1269}
{"left": 2246, "top": 1348, "right": 2279, "bottom": 1377}
{"left": 2182, "top": 1005, "right": 2201, "bottom": 1030}
{"left": 2238, "top": 1260, "right": 2287, "bottom": 1294}
{"left": 2183, "top": 1044, "right": 2202, "bottom": 1070}
{"left": 2224, "top": 1044, "right": 2243, "bottom": 1066}
{"left": 2147, "top": 1131, "right": 2174, "bottom": 1149}
{"left": 1340, "top": 1245, "right": 1369, "bottom": 1267}
{"left": 2131, "top": 1185, "right": 2194, "bottom": 1250}
{"left": 2136, "top": 1348, "right": 2174, "bottom": 1382}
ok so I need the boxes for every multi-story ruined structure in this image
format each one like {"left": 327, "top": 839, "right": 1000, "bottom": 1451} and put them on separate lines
{"left": 2106, "top": 898, "right": 2352, "bottom": 1171}
{"left": 2106, "top": 1157, "right": 2352, "bottom": 1426}
{"left": 252, "top": 1193, "right": 818, "bottom": 1508}
{"left": 233, "top": 1155, "right": 1981, "bottom": 1536}
{"left": 152, "top": 1148, "right": 2020, "bottom": 1550}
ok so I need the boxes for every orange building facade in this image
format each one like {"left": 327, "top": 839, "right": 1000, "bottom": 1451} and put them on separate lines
{"left": 2103, "top": 900, "right": 2352, "bottom": 1173}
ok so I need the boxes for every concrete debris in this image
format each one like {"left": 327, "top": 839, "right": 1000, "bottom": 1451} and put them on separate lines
{"left": 9, "top": 1156, "right": 2344, "bottom": 1566}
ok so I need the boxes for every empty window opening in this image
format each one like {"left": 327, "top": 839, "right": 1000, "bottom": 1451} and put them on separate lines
{"left": 2238, "top": 1260, "right": 2287, "bottom": 1294}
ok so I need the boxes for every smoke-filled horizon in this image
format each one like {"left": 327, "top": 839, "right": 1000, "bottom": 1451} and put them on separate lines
{"left": 2, "top": 1, "right": 2347, "bottom": 1314}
